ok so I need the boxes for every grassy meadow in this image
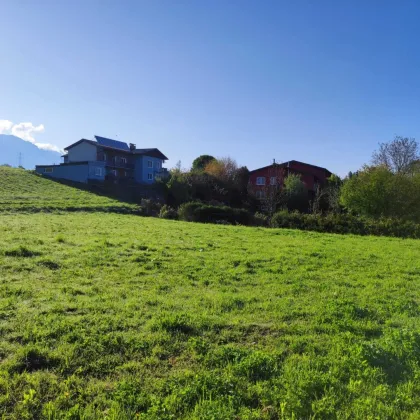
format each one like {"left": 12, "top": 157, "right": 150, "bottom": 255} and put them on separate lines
{"left": 0, "top": 167, "right": 137, "bottom": 213}
{"left": 0, "top": 210, "right": 420, "bottom": 419}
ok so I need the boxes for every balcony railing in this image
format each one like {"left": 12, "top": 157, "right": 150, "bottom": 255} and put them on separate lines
{"left": 102, "top": 159, "right": 134, "bottom": 169}
{"left": 154, "top": 168, "right": 169, "bottom": 179}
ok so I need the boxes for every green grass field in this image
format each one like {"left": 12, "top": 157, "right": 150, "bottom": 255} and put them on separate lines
{"left": 1, "top": 211, "right": 419, "bottom": 419}
{"left": 0, "top": 167, "right": 136, "bottom": 213}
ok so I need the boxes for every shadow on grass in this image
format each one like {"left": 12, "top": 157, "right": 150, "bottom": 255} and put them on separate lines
{"left": 32, "top": 171, "right": 165, "bottom": 205}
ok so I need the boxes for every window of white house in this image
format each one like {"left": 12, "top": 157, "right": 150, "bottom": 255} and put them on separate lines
{"left": 94, "top": 167, "right": 103, "bottom": 176}
{"left": 156, "top": 160, "right": 161, "bottom": 170}
{"left": 147, "top": 160, "right": 153, "bottom": 168}
{"left": 147, "top": 173, "right": 153, "bottom": 180}
{"left": 44, "top": 167, "right": 53, "bottom": 173}
{"left": 256, "top": 190, "right": 265, "bottom": 199}
{"left": 270, "top": 177, "right": 277, "bottom": 185}
{"left": 256, "top": 177, "right": 265, "bottom": 185}
{"left": 121, "top": 157, "right": 127, "bottom": 164}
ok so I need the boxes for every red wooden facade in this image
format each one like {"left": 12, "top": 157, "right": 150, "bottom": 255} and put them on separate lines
{"left": 249, "top": 160, "right": 332, "bottom": 194}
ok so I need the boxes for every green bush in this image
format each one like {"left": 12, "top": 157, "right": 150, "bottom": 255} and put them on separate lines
{"left": 270, "top": 210, "right": 420, "bottom": 239}
{"left": 159, "top": 204, "right": 178, "bottom": 220}
{"left": 254, "top": 212, "right": 269, "bottom": 226}
{"left": 140, "top": 199, "right": 161, "bottom": 216}
{"left": 178, "top": 202, "right": 253, "bottom": 225}
{"left": 178, "top": 202, "right": 203, "bottom": 222}
{"left": 340, "top": 166, "right": 420, "bottom": 222}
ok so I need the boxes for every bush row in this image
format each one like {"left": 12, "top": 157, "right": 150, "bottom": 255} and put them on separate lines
{"left": 177, "top": 202, "right": 254, "bottom": 225}
{"left": 157, "top": 202, "right": 420, "bottom": 239}
{"left": 270, "top": 210, "right": 420, "bottom": 239}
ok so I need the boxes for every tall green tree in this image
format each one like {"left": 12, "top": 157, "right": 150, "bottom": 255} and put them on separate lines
{"left": 191, "top": 155, "right": 216, "bottom": 172}
{"left": 283, "top": 173, "right": 308, "bottom": 212}
{"left": 340, "top": 166, "right": 420, "bottom": 222}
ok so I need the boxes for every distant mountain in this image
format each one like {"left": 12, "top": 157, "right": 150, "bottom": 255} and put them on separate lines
{"left": 0, "top": 134, "right": 61, "bottom": 169}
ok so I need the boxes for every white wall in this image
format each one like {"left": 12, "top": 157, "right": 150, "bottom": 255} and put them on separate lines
{"left": 67, "top": 142, "right": 97, "bottom": 162}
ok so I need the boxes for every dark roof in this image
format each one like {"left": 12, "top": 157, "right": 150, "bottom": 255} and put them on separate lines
{"left": 64, "top": 139, "right": 96, "bottom": 151}
{"left": 64, "top": 138, "right": 168, "bottom": 159}
{"left": 250, "top": 160, "right": 331, "bottom": 175}
{"left": 134, "top": 148, "right": 168, "bottom": 160}
{"left": 94, "top": 135, "right": 130, "bottom": 151}
{"left": 64, "top": 138, "right": 132, "bottom": 153}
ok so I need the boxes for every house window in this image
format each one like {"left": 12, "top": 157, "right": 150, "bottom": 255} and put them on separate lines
{"left": 44, "top": 167, "right": 53, "bottom": 173}
{"left": 111, "top": 169, "right": 117, "bottom": 177}
{"left": 147, "top": 173, "right": 153, "bottom": 180}
{"left": 124, "top": 171, "right": 129, "bottom": 177}
{"left": 256, "top": 190, "right": 265, "bottom": 199}
{"left": 156, "top": 161, "right": 161, "bottom": 170}
{"left": 121, "top": 157, "right": 127, "bottom": 164}
{"left": 256, "top": 177, "right": 265, "bottom": 185}
{"left": 94, "top": 167, "right": 103, "bottom": 176}
{"left": 270, "top": 177, "right": 277, "bottom": 185}
{"left": 147, "top": 160, "right": 153, "bottom": 168}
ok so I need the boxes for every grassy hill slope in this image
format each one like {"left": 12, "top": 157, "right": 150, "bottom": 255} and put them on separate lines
{"left": 0, "top": 213, "right": 419, "bottom": 418}
{"left": 0, "top": 167, "right": 137, "bottom": 213}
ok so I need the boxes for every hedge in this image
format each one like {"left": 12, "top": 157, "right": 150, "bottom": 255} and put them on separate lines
{"left": 173, "top": 202, "right": 420, "bottom": 239}
{"left": 270, "top": 210, "right": 420, "bottom": 239}
{"left": 178, "top": 202, "right": 253, "bottom": 225}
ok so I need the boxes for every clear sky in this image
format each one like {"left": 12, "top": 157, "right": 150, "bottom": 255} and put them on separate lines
{"left": 2, "top": 0, "right": 420, "bottom": 175}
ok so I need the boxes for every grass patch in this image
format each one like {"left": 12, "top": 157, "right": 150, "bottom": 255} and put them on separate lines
{"left": 0, "top": 167, "right": 138, "bottom": 213}
{"left": 0, "top": 213, "right": 419, "bottom": 418}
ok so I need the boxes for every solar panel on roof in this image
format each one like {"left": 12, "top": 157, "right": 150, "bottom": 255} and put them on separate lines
{"left": 95, "top": 135, "right": 130, "bottom": 151}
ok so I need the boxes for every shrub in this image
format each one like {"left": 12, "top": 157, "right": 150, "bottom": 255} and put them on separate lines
{"left": 254, "top": 212, "right": 269, "bottom": 227}
{"left": 178, "top": 202, "right": 253, "bottom": 225}
{"left": 159, "top": 205, "right": 178, "bottom": 220}
{"left": 178, "top": 202, "right": 203, "bottom": 222}
{"left": 270, "top": 210, "right": 420, "bottom": 239}
{"left": 340, "top": 166, "right": 420, "bottom": 222}
{"left": 140, "top": 199, "right": 161, "bottom": 216}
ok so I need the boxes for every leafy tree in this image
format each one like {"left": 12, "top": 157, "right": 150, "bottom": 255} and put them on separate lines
{"left": 340, "top": 166, "right": 420, "bottom": 222}
{"left": 372, "top": 136, "right": 419, "bottom": 174}
{"left": 204, "top": 157, "right": 238, "bottom": 183}
{"left": 309, "top": 174, "right": 342, "bottom": 215}
{"left": 408, "top": 160, "right": 420, "bottom": 175}
{"left": 325, "top": 174, "right": 343, "bottom": 213}
{"left": 192, "top": 155, "right": 216, "bottom": 172}
{"left": 283, "top": 173, "right": 308, "bottom": 212}
{"left": 203, "top": 157, "right": 250, "bottom": 207}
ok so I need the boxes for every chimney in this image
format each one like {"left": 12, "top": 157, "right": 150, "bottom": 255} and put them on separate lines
{"left": 129, "top": 143, "right": 136, "bottom": 151}
{"left": 273, "top": 158, "right": 276, "bottom": 164}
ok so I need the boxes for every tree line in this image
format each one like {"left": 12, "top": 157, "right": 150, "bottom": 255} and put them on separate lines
{"left": 159, "top": 135, "right": 419, "bottom": 225}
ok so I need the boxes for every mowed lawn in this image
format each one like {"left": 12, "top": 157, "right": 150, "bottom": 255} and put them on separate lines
{"left": 0, "top": 213, "right": 420, "bottom": 419}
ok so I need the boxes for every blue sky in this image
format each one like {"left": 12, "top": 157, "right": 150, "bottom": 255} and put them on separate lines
{"left": 2, "top": 0, "right": 420, "bottom": 175}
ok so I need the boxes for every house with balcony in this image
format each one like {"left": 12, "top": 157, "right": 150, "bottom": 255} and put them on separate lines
{"left": 35, "top": 136, "right": 168, "bottom": 184}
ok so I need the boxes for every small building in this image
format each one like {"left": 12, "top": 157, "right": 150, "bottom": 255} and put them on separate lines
{"left": 249, "top": 160, "right": 332, "bottom": 199}
{"left": 35, "top": 136, "right": 168, "bottom": 184}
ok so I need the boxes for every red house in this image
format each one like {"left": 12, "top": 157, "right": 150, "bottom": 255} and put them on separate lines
{"left": 249, "top": 160, "right": 332, "bottom": 199}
